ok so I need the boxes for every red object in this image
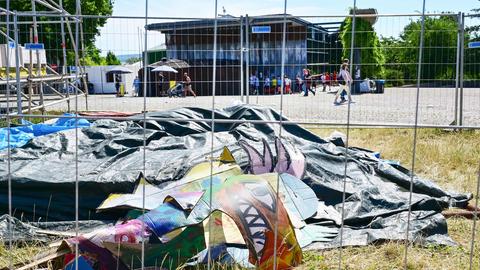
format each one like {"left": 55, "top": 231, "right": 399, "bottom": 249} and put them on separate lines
{"left": 79, "top": 111, "right": 139, "bottom": 117}
{"left": 264, "top": 86, "right": 276, "bottom": 95}
{"left": 64, "top": 253, "right": 75, "bottom": 265}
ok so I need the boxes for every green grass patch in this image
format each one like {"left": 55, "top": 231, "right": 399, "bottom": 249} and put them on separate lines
{"left": 301, "top": 127, "right": 480, "bottom": 270}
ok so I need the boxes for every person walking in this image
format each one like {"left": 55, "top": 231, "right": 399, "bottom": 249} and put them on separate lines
{"left": 115, "top": 74, "right": 122, "bottom": 97}
{"left": 264, "top": 76, "right": 270, "bottom": 95}
{"left": 271, "top": 76, "right": 277, "bottom": 94}
{"left": 132, "top": 76, "right": 140, "bottom": 97}
{"left": 249, "top": 73, "right": 258, "bottom": 95}
{"left": 254, "top": 75, "right": 260, "bottom": 95}
{"left": 334, "top": 63, "right": 353, "bottom": 104}
{"left": 183, "top": 72, "right": 196, "bottom": 97}
{"left": 295, "top": 73, "right": 302, "bottom": 94}
{"left": 302, "top": 68, "right": 315, "bottom": 96}
{"left": 284, "top": 75, "right": 291, "bottom": 94}
{"left": 321, "top": 73, "right": 327, "bottom": 92}
{"left": 325, "top": 72, "right": 331, "bottom": 92}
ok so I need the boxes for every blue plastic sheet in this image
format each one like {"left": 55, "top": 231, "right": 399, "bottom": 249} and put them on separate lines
{"left": 0, "top": 113, "right": 90, "bottom": 150}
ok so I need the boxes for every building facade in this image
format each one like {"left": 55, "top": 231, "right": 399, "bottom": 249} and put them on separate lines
{"left": 146, "top": 15, "right": 340, "bottom": 96}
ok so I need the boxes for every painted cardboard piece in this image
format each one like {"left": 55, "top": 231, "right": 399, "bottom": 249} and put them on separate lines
{"left": 59, "top": 139, "right": 334, "bottom": 269}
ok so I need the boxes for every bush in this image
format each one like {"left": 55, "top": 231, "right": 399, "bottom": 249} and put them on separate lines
{"left": 384, "top": 69, "right": 405, "bottom": 87}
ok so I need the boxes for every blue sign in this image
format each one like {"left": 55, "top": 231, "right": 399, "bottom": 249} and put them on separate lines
{"left": 8, "top": 41, "right": 15, "bottom": 49}
{"left": 252, "top": 26, "right": 271, "bottom": 34}
{"left": 25, "top": 43, "right": 44, "bottom": 50}
{"left": 69, "top": 66, "right": 77, "bottom": 72}
{"left": 468, "top": 41, "right": 480, "bottom": 49}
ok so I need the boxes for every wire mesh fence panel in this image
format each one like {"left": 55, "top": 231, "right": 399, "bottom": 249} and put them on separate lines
{"left": 1, "top": 1, "right": 480, "bottom": 270}
{"left": 462, "top": 14, "right": 480, "bottom": 128}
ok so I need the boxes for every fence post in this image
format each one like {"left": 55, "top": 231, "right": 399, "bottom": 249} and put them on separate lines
{"left": 240, "top": 16, "right": 244, "bottom": 102}
{"left": 459, "top": 12, "right": 465, "bottom": 126}
{"left": 13, "top": 12, "right": 22, "bottom": 115}
{"left": 454, "top": 12, "right": 461, "bottom": 126}
{"left": 245, "top": 14, "right": 250, "bottom": 104}
{"left": 60, "top": 0, "right": 70, "bottom": 112}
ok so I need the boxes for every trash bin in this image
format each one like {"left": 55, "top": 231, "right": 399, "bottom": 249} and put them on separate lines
{"left": 87, "top": 83, "right": 94, "bottom": 94}
{"left": 375, "top": 80, "right": 385, "bottom": 94}
{"left": 353, "top": 80, "right": 361, "bottom": 94}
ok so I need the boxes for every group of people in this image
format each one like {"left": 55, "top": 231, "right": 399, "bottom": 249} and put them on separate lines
{"left": 248, "top": 62, "right": 354, "bottom": 105}
{"left": 295, "top": 59, "right": 354, "bottom": 104}
{"left": 129, "top": 61, "right": 354, "bottom": 104}
{"left": 249, "top": 73, "right": 293, "bottom": 95}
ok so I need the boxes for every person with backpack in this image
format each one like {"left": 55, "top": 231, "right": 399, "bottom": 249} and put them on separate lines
{"left": 334, "top": 61, "right": 353, "bottom": 104}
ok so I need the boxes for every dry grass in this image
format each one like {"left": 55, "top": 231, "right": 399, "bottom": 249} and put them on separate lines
{"left": 300, "top": 127, "right": 480, "bottom": 270}
{"left": 0, "top": 242, "right": 45, "bottom": 268}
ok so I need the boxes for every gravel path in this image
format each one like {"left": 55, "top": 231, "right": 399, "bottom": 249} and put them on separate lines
{"left": 47, "top": 86, "right": 480, "bottom": 127}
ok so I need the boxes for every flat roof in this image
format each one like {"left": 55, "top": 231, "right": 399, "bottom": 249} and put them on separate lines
{"left": 146, "top": 14, "right": 338, "bottom": 33}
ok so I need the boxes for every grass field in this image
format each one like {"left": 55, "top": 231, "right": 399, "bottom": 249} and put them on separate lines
{"left": 0, "top": 128, "right": 479, "bottom": 269}
{"left": 301, "top": 127, "right": 480, "bottom": 270}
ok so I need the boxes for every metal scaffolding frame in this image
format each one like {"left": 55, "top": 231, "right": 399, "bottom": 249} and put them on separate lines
{"left": 0, "top": 0, "right": 88, "bottom": 115}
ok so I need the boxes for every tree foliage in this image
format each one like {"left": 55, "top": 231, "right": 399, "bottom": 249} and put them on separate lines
{"left": 340, "top": 16, "right": 385, "bottom": 78}
{"left": 125, "top": 57, "right": 142, "bottom": 65}
{"left": 466, "top": 0, "right": 480, "bottom": 32}
{"left": 105, "top": 51, "right": 121, "bottom": 65}
{"left": 0, "top": 0, "right": 113, "bottom": 65}
{"left": 380, "top": 37, "right": 405, "bottom": 86}
{"left": 399, "top": 15, "right": 458, "bottom": 82}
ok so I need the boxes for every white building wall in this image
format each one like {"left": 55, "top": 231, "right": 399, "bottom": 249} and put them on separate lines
{"left": 85, "top": 64, "right": 140, "bottom": 95}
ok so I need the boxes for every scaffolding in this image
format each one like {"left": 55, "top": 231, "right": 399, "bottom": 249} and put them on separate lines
{"left": 0, "top": 0, "right": 88, "bottom": 115}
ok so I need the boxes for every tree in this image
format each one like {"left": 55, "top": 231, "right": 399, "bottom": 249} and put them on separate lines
{"left": 0, "top": 0, "right": 113, "bottom": 65}
{"left": 80, "top": 44, "right": 107, "bottom": 66}
{"left": 380, "top": 37, "right": 405, "bottom": 86}
{"left": 466, "top": 0, "right": 480, "bottom": 33}
{"left": 105, "top": 51, "right": 121, "bottom": 65}
{"left": 465, "top": 1, "right": 480, "bottom": 80}
{"left": 399, "top": 15, "right": 458, "bottom": 82}
{"left": 339, "top": 16, "right": 385, "bottom": 79}
{"left": 125, "top": 57, "right": 142, "bottom": 65}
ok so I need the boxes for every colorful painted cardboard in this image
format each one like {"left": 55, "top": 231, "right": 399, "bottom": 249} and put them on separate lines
{"left": 59, "top": 139, "right": 331, "bottom": 269}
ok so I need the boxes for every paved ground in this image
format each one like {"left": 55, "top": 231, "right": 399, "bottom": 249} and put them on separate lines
{"left": 45, "top": 86, "right": 480, "bottom": 126}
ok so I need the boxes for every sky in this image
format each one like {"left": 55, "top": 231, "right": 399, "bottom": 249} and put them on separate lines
{"left": 95, "top": 0, "right": 479, "bottom": 56}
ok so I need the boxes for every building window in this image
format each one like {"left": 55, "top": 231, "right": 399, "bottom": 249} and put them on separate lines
{"left": 106, "top": 73, "right": 121, "bottom": 83}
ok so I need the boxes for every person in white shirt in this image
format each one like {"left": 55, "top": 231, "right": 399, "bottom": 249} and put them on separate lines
{"left": 321, "top": 73, "right": 327, "bottom": 92}
{"left": 334, "top": 63, "right": 353, "bottom": 104}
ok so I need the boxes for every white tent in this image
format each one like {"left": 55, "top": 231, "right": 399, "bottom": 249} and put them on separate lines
{"left": 85, "top": 63, "right": 141, "bottom": 95}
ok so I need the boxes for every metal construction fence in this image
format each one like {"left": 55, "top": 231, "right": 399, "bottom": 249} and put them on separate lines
{"left": 0, "top": 0, "right": 479, "bottom": 269}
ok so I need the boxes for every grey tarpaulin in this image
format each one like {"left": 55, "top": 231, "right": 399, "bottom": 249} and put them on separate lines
{"left": 0, "top": 105, "right": 471, "bottom": 247}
